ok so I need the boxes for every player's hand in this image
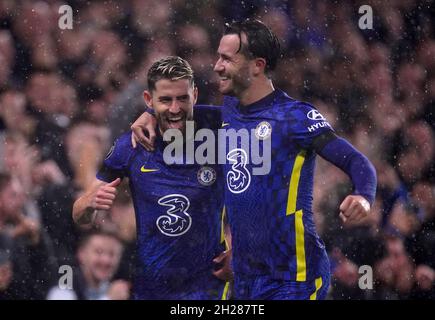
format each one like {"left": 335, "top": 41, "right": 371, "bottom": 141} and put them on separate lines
{"left": 131, "top": 112, "right": 157, "bottom": 151}
{"left": 106, "top": 280, "right": 131, "bottom": 300}
{"left": 213, "top": 249, "right": 234, "bottom": 281}
{"left": 90, "top": 178, "right": 121, "bottom": 211}
{"left": 339, "top": 195, "right": 371, "bottom": 224}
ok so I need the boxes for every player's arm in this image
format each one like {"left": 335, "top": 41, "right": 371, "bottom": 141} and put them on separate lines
{"left": 130, "top": 107, "right": 157, "bottom": 151}
{"left": 72, "top": 177, "right": 121, "bottom": 225}
{"left": 312, "top": 131, "right": 377, "bottom": 223}
{"left": 73, "top": 132, "right": 132, "bottom": 225}
{"left": 131, "top": 105, "right": 222, "bottom": 150}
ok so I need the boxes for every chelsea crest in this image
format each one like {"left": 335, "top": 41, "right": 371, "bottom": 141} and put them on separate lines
{"left": 255, "top": 121, "right": 272, "bottom": 140}
{"left": 197, "top": 166, "right": 216, "bottom": 186}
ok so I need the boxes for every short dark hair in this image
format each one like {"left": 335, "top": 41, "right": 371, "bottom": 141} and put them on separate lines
{"left": 224, "top": 19, "right": 281, "bottom": 74}
{"left": 147, "top": 56, "right": 195, "bottom": 92}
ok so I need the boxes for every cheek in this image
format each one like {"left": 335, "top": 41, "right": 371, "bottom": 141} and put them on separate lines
{"left": 153, "top": 104, "right": 168, "bottom": 114}
{"left": 237, "top": 67, "right": 252, "bottom": 83}
{"left": 226, "top": 65, "right": 236, "bottom": 76}
{"left": 230, "top": 65, "right": 244, "bottom": 78}
{"left": 182, "top": 104, "right": 194, "bottom": 116}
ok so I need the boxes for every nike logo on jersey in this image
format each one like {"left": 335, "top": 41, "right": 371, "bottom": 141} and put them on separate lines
{"left": 221, "top": 121, "right": 230, "bottom": 127}
{"left": 140, "top": 166, "right": 159, "bottom": 173}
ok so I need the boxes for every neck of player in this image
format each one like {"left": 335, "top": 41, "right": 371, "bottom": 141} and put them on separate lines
{"left": 239, "top": 77, "right": 275, "bottom": 107}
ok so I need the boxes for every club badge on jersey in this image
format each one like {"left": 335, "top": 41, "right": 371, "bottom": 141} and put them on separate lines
{"left": 255, "top": 121, "right": 272, "bottom": 140}
{"left": 197, "top": 166, "right": 217, "bottom": 186}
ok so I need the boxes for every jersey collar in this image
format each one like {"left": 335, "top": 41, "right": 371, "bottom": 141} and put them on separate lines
{"left": 237, "top": 88, "right": 286, "bottom": 114}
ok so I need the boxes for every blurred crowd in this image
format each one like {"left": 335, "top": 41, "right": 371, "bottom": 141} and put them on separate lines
{"left": 0, "top": 0, "right": 433, "bottom": 300}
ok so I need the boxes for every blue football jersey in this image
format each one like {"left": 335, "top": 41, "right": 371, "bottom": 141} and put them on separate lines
{"left": 97, "top": 106, "right": 225, "bottom": 299}
{"left": 220, "top": 89, "right": 333, "bottom": 283}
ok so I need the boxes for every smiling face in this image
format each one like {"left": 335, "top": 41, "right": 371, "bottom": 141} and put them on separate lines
{"left": 78, "top": 234, "right": 123, "bottom": 286}
{"left": 213, "top": 34, "right": 254, "bottom": 97}
{"left": 144, "top": 78, "right": 197, "bottom": 135}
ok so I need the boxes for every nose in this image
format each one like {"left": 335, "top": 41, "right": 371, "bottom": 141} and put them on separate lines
{"left": 99, "top": 252, "right": 114, "bottom": 267}
{"left": 214, "top": 58, "right": 223, "bottom": 73}
{"left": 169, "top": 100, "right": 181, "bottom": 114}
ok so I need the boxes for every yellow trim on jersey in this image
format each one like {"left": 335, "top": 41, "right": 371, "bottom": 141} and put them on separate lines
{"left": 220, "top": 206, "right": 226, "bottom": 245}
{"left": 218, "top": 207, "right": 231, "bottom": 301}
{"left": 221, "top": 281, "right": 230, "bottom": 300}
{"left": 309, "top": 277, "right": 323, "bottom": 300}
{"left": 286, "top": 151, "right": 307, "bottom": 281}
{"left": 286, "top": 151, "right": 306, "bottom": 215}
{"left": 295, "top": 209, "right": 306, "bottom": 281}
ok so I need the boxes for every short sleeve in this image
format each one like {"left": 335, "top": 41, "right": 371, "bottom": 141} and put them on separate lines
{"left": 96, "top": 132, "right": 135, "bottom": 182}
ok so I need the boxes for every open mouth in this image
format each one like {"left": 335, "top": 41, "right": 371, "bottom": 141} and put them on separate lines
{"left": 220, "top": 76, "right": 229, "bottom": 84}
{"left": 166, "top": 115, "right": 185, "bottom": 129}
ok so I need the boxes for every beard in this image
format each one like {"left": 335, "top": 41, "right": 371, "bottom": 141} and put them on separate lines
{"left": 218, "top": 63, "right": 251, "bottom": 97}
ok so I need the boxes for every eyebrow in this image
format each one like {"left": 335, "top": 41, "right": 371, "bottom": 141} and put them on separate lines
{"left": 158, "top": 96, "right": 172, "bottom": 101}
{"left": 176, "top": 95, "right": 189, "bottom": 100}
{"left": 219, "top": 53, "right": 232, "bottom": 60}
{"left": 158, "top": 95, "right": 189, "bottom": 100}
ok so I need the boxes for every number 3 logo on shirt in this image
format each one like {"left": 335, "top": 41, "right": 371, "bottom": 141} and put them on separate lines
{"left": 156, "top": 194, "right": 192, "bottom": 237}
{"left": 226, "top": 148, "right": 251, "bottom": 194}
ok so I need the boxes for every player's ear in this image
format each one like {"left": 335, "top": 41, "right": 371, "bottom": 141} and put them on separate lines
{"left": 143, "top": 90, "right": 153, "bottom": 108}
{"left": 253, "top": 58, "right": 266, "bottom": 76}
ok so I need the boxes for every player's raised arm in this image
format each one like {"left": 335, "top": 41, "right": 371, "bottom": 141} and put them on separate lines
{"left": 130, "top": 107, "right": 157, "bottom": 151}
{"left": 72, "top": 177, "right": 121, "bottom": 225}
{"left": 312, "top": 131, "right": 377, "bottom": 224}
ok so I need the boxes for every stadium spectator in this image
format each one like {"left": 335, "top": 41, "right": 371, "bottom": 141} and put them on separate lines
{"left": 0, "top": 172, "right": 56, "bottom": 299}
{"left": 46, "top": 229, "right": 128, "bottom": 300}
